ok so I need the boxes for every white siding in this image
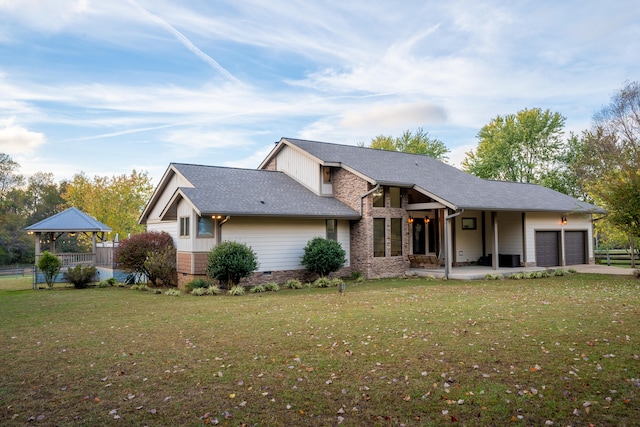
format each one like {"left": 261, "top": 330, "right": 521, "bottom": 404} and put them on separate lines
{"left": 176, "top": 199, "right": 194, "bottom": 252}
{"left": 276, "top": 145, "right": 321, "bottom": 193}
{"left": 145, "top": 221, "right": 178, "bottom": 246}
{"left": 524, "top": 212, "right": 593, "bottom": 265}
{"left": 454, "top": 211, "right": 483, "bottom": 263}
{"left": 221, "top": 217, "right": 351, "bottom": 272}
{"left": 147, "top": 171, "right": 192, "bottom": 220}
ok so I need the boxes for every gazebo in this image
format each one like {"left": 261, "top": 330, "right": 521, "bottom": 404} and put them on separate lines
{"left": 25, "top": 207, "right": 112, "bottom": 289}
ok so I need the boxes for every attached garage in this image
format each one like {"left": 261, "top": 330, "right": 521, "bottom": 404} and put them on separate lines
{"left": 565, "top": 230, "right": 587, "bottom": 265}
{"left": 535, "top": 231, "right": 560, "bottom": 267}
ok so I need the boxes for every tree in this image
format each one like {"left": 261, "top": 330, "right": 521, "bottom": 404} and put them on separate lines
{"left": 207, "top": 241, "right": 258, "bottom": 288}
{"left": 37, "top": 251, "right": 62, "bottom": 289}
{"left": 301, "top": 237, "right": 346, "bottom": 277}
{"left": 115, "top": 231, "right": 176, "bottom": 286}
{"left": 0, "top": 153, "right": 23, "bottom": 202}
{"left": 462, "top": 108, "right": 566, "bottom": 186}
{"left": 0, "top": 154, "right": 32, "bottom": 264}
{"left": 578, "top": 81, "right": 640, "bottom": 267}
{"left": 368, "top": 128, "right": 450, "bottom": 161}
{"left": 62, "top": 170, "right": 153, "bottom": 239}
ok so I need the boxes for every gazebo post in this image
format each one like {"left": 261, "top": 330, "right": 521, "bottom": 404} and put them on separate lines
{"left": 33, "top": 232, "right": 41, "bottom": 290}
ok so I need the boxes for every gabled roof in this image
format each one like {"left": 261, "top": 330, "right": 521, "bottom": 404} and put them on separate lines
{"left": 276, "top": 138, "right": 605, "bottom": 214}
{"left": 25, "top": 207, "right": 112, "bottom": 233}
{"left": 146, "top": 163, "right": 360, "bottom": 221}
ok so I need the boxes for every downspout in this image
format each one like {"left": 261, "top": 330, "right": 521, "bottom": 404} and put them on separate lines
{"left": 359, "top": 183, "right": 380, "bottom": 216}
{"left": 217, "top": 216, "right": 231, "bottom": 245}
{"left": 444, "top": 208, "right": 464, "bottom": 279}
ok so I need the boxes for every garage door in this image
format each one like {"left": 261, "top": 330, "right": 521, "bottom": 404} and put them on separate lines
{"left": 536, "top": 231, "right": 560, "bottom": 267}
{"left": 565, "top": 231, "right": 587, "bottom": 265}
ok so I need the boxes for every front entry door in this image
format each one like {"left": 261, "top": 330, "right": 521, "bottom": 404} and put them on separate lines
{"left": 413, "top": 219, "right": 426, "bottom": 255}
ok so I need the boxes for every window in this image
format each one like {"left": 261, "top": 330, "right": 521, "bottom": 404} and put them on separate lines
{"left": 390, "top": 187, "right": 401, "bottom": 208}
{"left": 374, "top": 218, "right": 385, "bottom": 257}
{"left": 197, "top": 216, "right": 214, "bottom": 238}
{"left": 461, "top": 217, "right": 477, "bottom": 230}
{"left": 326, "top": 219, "right": 337, "bottom": 241}
{"left": 179, "top": 216, "right": 190, "bottom": 237}
{"left": 323, "top": 167, "right": 332, "bottom": 183}
{"left": 391, "top": 218, "right": 402, "bottom": 256}
{"left": 372, "top": 187, "right": 385, "bottom": 207}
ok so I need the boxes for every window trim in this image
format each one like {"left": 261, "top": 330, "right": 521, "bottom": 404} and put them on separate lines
{"left": 372, "top": 187, "right": 385, "bottom": 208}
{"left": 326, "top": 219, "right": 338, "bottom": 241}
{"left": 197, "top": 216, "right": 215, "bottom": 238}
{"left": 179, "top": 216, "right": 190, "bottom": 237}
{"left": 390, "top": 217, "right": 402, "bottom": 256}
{"left": 373, "top": 218, "right": 385, "bottom": 257}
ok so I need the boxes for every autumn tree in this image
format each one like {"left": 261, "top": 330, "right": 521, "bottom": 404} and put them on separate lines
{"left": 368, "top": 128, "right": 449, "bottom": 161}
{"left": 62, "top": 170, "right": 153, "bottom": 239}
{"left": 578, "top": 81, "right": 640, "bottom": 266}
{"left": 0, "top": 154, "right": 31, "bottom": 264}
{"left": 462, "top": 108, "right": 566, "bottom": 186}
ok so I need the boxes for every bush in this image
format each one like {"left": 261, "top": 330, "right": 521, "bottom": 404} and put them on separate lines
{"left": 313, "top": 277, "right": 333, "bottom": 288}
{"left": 186, "top": 277, "right": 212, "bottom": 291}
{"left": 208, "top": 285, "right": 221, "bottom": 295}
{"left": 264, "top": 282, "right": 280, "bottom": 292}
{"left": 116, "top": 231, "right": 177, "bottom": 286}
{"left": 37, "top": 251, "right": 62, "bottom": 288}
{"left": 165, "top": 288, "right": 181, "bottom": 296}
{"left": 228, "top": 285, "right": 246, "bottom": 296}
{"left": 207, "top": 241, "right": 258, "bottom": 289}
{"left": 191, "top": 287, "right": 209, "bottom": 296}
{"left": 63, "top": 264, "right": 97, "bottom": 289}
{"left": 301, "top": 237, "right": 346, "bottom": 278}
{"left": 284, "top": 279, "right": 303, "bottom": 289}
{"left": 249, "top": 284, "right": 266, "bottom": 293}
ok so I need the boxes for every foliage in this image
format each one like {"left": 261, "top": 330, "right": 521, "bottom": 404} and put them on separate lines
{"left": 484, "top": 273, "right": 503, "bottom": 280}
{"left": 301, "top": 237, "right": 346, "bottom": 277}
{"left": 284, "top": 278, "right": 303, "bottom": 289}
{"left": 313, "top": 276, "right": 333, "bottom": 288}
{"left": 249, "top": 284, "right": 265, "bottom": 293}
{"left": 36, "top": 251, "right": 62, "bottom": 288}
{"left": 131, "top": 284, "right": 150, "bottom": 291}
{"left": 368, "top": 127, "right": 449, "bottom": 161}
{"left": 206, "top": 241, "right": 258, "bottom": 289}
{"left": 116, "top": 231, "right": 176, "bottom": 286}
{"left": 264, "top": 282, "right": 280, "bottom": 292}
{"left": 578, "top": 81, "right": 640, "bottom": 267}
{"left": 63, "top": 264, "right": 97, "bottom": 289}
{"left": 462, "top": 108, "right": 567, "bottom": 188}
{"left": 62, "top": 170, "right": 153, "bottom": 239}
{"left": 186, "top": 277, "right": 212, "bottom": 291}
{"left": 227, "top": 285, "right": 246, "bottom": 296}
{"left": 207, "top": 285, "right": 221, "bottom": 295}
{"left": 165, "top": 288, "right": 181, "bottom": 296}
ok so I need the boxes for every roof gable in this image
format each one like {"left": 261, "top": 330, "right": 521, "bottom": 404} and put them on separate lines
{"left": 25, "top": 207, "right": 112, "bottom": 232}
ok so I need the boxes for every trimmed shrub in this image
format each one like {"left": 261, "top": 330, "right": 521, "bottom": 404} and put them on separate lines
{"left": 207, "top": 241, "right": 258, "bottom": 289}
{"left": 116, "top": 231, "right": 177, "bottom": 286}
{"left": 37, "top": 251, "right": 62, "bottom": 288}
{"left": 63, "top": 264, "right": 97, "bottom": 289}
{"left": 301, "top": 237, "right": 346, "bottom": 277}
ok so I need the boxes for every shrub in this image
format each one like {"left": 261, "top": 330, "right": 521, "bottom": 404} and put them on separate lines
{"left": 484, "top": 273, "right": 503, "bottom": 280}
{"left": 208, "top": 285, "right": 221, "bottom": 295}
{"left": 313, "top": 277, "right": 333, "bottom": 288}
{"left": 37, "top": 251, "right": 62, "bottom": 288}
{"left": 165, "top": 288, "right": 181, "bottom": 296}
{"left": 349, "top": 271, "right": 363, "bottom": 281}
{"left": 508, "top": 273, "right": 524, "bottom": 280}
{"left": 116, "top": 231, "right": 177, "bottom": 286}
{"left": 264, "top": 282, "right": 280, "bottom": 292}
{"left": 186, "top": 277, "right": 212, "bottom": 291}
{"left": 330, "top": 278, "right": 344, "bottom": 288}
{"left": 191, "top": 287, "right": 209, "bottom": 296}
{"left": 131, "top": 284, "right": 150, "bottom": 291}
{"left": 284, "top": 279, "right": 303, "bottom": 289}
{"left": 301, "top": 237, "right": 346, "bottom": 277}
{"left": 228, "top": 285, "right": 246, "bottom": 296}
{"left": 207, "top": 241, "right": 258, "bottom": 289}
{"left": 249, "top": 284, "right": 266, "bottom": 293}
{"left": 63, "top": 264, "right": 97, "bottom": 289}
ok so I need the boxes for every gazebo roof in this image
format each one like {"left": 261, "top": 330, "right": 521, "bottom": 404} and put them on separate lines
{"left": 25, "top": 207, "right": 112, "bottom": 233}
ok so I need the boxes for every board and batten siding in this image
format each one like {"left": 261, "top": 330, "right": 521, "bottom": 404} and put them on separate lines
{"left": 524, "top": 212, "right": 593, "bottom": 266}
{"left": 145, "top": 221, "right": 178, "bottom": 245}
{"left": 147, "top": 170, "right": 193, "bottom": 220}
{"left": 276, "top": 145, "right": 321, "bottom": 194}
{"left": 222, "top": 217, "right": 350, "bottom": 272}
{"left": 454, "top": 211, "right": 483, "bottom": 263}
{"left": 496, "top": 211, "right": 524, "bottom": 257}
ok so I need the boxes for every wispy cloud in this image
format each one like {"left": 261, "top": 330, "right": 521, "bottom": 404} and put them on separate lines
{"left": 0, "top": 117, "right": 45, "bottom": 155}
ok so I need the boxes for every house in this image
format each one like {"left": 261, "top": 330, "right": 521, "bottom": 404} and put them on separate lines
{"left": 139, "top": 138, "right": 605, "bottom": 286}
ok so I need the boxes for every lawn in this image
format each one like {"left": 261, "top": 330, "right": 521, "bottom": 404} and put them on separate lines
{"left": 0, "top": 274, "right": 638, "bottom": 426}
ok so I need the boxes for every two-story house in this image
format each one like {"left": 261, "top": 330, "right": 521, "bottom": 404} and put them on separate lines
{"left": 139, "top": 138, "right": 604, "bottom": 286}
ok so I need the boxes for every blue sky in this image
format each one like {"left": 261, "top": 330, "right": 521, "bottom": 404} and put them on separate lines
{"left": 1, "top": 0, "right": 638, "bottom": 185}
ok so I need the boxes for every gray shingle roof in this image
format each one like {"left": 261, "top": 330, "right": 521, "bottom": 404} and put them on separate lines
{"left": 283, "top": 138, "right": 605, "bottom": 213}
{"left": 173, "top": 163, "right": 360, "bottom": 218}
{"left": 25, "top": 207, "right": 112, "bottom": 232}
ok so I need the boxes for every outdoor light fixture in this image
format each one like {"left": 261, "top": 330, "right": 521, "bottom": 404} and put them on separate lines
{"left": 212, "top": 215, "right": 224, "bottom": 220}
{"left": 424, "top": 217, "right": 430, "bottom": 223}
{"left": 408, "top": 215, "right": 414, "bottom": 224}
{"left": 561, "top": 215, "right": 567, "bottom": 225}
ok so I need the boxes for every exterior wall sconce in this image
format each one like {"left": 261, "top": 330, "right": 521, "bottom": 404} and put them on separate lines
{"left": 561, "top": 215, "right": 567, "bottom": 225}
{"left": 212, "top": 215, "right": 224, "bottom": 220}
{"left": 424, "top": 217, "right": 430, "bottom": 223}
{"left": 408, "top": 215, "right": 414, "bottom": 224}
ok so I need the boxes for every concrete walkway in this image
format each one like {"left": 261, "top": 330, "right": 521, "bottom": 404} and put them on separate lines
{"left": 407, "top": 263, "right": 635, "bottom": 280}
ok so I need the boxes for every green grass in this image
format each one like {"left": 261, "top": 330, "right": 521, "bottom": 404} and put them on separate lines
{"left": 0, "top": 275, "right": 638, "bottom": 426}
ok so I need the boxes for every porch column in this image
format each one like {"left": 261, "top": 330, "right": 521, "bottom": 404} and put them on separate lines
{"left": 445, "top": 212, "right": 452, "bottom": 276}
{"left": 492, "top": 212, "right": 499, "bottom": 270}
